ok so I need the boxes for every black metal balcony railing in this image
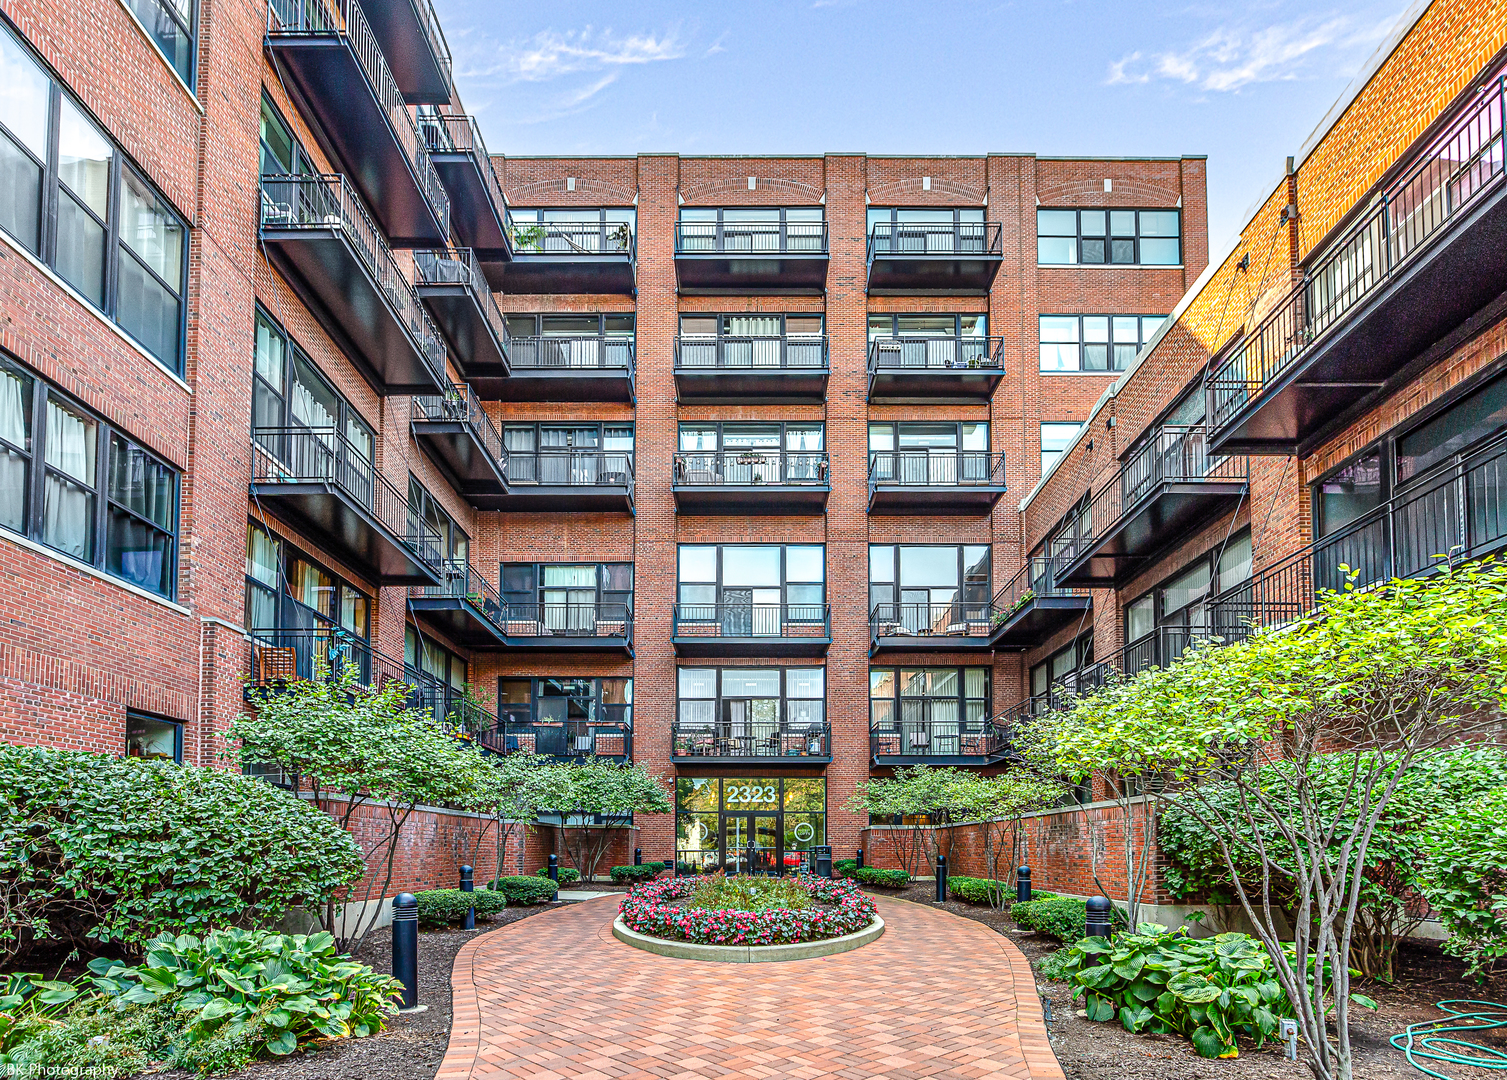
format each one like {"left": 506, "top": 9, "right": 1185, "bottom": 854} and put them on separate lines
{"left": 672, "top": 603, "right": 831, "bottom": 641}
{"left": 508, "top": 218, "right": 636, "bottom": 258}
{"left": 672, "top": 718, "right": 831, "bottom": 759}
{"left": 673, "top": 450, "right": 829, "bottom": 488}
{"left": 503, "top": 449, "right": 634, "bottom": 492}
{"left": 259, "top": 174, "right": 447, "bottom": 381}
{"left": 869, "top": 701, "right": 1008, "bottom": 759}
{"left": 420, "top": 114, "right": 506, "bottom": 206}
{"left": 507, "top": 336, "right": 634, "bottom": 372}
{"left": 484, "top": 713, "right": 632, "bottom": 759}
{"left": 992, "top": 555, "right": 1064, "bottom": 618}
{"left": 869, "top": 601, "right": 996, "bottom": 641}
{"left": 410, "top": 557, "right": 507, "bottom": 626}
{"left": 266, "top": 0, "right": 450, "bottom": 235}
{"left": 412, "top": 381, "right": 506, "bottom": 466}
{"left": 251, "top": 427, "right": 443, "bottom": 568}
{"left": 674, "top": 221, "right": 829, "bottom": 255}
{"left": 500, "top": 603, "right": 633, "bottom": 642}
{"left": 868, "top": 451, "right": 1006, "bottom": 488}
{"left": 1210, "top": 74, "right": 1506, "bottom": 433}
{"left": 867, "top": 221, "right": 1003, "bottom": 259}
{"left": 399, "top": 0, "right": 454, "bottom": 98}
{"left": 867, "top": 336, "right": 1004, "bottom": 371}
{"left": 414, "top": 248, "right": 511, "bottom": 350}
{"left": 674, "top": 335, "right": 829, "bottom": 371}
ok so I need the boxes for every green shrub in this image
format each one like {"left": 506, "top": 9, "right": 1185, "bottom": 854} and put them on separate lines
{"left": 1011, "top": 896, "right": 1123, "bottom": 943}
{"left": 534, "top": 865, "right": 581, "bottom": 883}
{"left": 949, "top": 877, "right": 1059, "bottom": 906}
{"left": 854, "top": 867, "right": 910, "bottom": 888}
{"left": 1418, "top": 785, "right": 1507, "bottom": 975}
{"left": 833, "top": 859, "right": 858, "bottom": 879}
{"left": 609, "top": 862, "right": 667, "bottom": 884}
{"left": 413, "top": 889, "right": 507, "bottom": 929}
{"left": 489, "top": 876, "right": 558, "bottom": 905}
{"left": 0, "top": 746, "right": 364, "bottom": 961}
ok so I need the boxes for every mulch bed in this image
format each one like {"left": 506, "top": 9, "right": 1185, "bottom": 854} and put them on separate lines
{"left": 867, "top": 881, "right": 1507, "bottom": 1079}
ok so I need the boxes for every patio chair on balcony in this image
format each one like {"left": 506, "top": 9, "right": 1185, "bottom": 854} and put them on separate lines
{"left": 254, "top": 644, "right": 300, "bottom": 686}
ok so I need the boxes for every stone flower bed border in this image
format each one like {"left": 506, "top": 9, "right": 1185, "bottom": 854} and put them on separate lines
{"left": 617, "top": 875, "right": 878, "bottom": 947}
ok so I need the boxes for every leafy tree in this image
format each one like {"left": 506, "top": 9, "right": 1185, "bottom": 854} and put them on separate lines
{"left": 1417, "top": 784, "right": 1507, "bottom": 975}
{"left": 846, "top": 766, "right": 975, "bottom": 877}
{"left": 1037, "top": 560, "right": 1507, "bottom": 1080}
{"left": 533, "top": 760, "right": 672, "bottom": 882}
{"left": 954, "top": 772, "right": 1066, "bottom": 908}
{"left": 459, "top": 750, "right": 553, "bottom": 882}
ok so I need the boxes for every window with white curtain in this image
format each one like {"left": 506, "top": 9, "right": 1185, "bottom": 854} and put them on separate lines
{"left": 677, "top": 667, "right": 825, "bottom": 731}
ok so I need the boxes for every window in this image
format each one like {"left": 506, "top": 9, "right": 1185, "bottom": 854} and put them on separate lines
{"left": 1039, "top": 315, "right": 1167, "bottom": 372}
{"left": 500, "top": 423, "right": 633, "bottom": 484}
{"left": 676, "top": 313, "right": 825, "bottom": 369}
{"left": 676, "top": 667, "right": 825, "bottom": 731}
{"left": 868, "top": 422, "right": 989, "bottom": 484}
{"left": 678, "top": 422, "right": 825, "bottom": 483}
{"left": 869, "top": 544, "right": 990, "bottom": 633}
{"left": 252, "top": 308, "right": 374, "bottom": 476}
{"left": 1030, "top": 634, "right": 1094, "bottom": 709}
{"left": 677, "top": 545, "right": 825, "bottom": 629}
{"left": 497, "top": 677, "right": 633, "bottom": 755}
{"left": 126, "top": 713, "right": 182, "bottom": 762}
{"left": 868, "top": 313, "right": 987, "bottom": 339}
{"left": 121, "top": 0, "right": 195, "bottom": 83}
{"left": 0, "top": 352, "right": 179, "bottom": 596}
{"left": 1397, "top": 370, "right": 1507, "bottom": 483}
{"left": 1316, "top": 451, "right": 1383, "bottom": 539}
{"left": 1041, "top": 422, "right": 1081, "bottom": 473}
{"left": 678, "top": 206, "right": 824, "bottom": 252}
{"left": 501, "top": 561, "right": 633, "bottom": 632}
{"left": 0, "top": 24, "right": 188, "bottom": 372}
{"left": 867, "top": 207, "right": 987, "bottom": 254}
{"left": 510, "top": 208, "right": 635, "bottom": 254}
{"left": 405, "top": 625, "right": 466, "bottom": 693}
{"left": 1122, "top": 530, "right": 1253, "bottom": 644}
{"left": 259, "top": 94, "right": 309, "bottom": 177}
{"left": 869, "top": 666, "right": 991, "bottom": 753}
{"left": 867, "top": 314, "right": 991, "bottom": 368}
{"left": 1037, "top": 208, "right": 1181, "bottom": 266}
{"left": 244, "top": 520, "right": 369, "bottom": 637}
{"left": 408, "top": 477, "right": 467, "bottom": 565}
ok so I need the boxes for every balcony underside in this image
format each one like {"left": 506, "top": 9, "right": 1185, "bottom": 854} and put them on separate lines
{"left": 673, "top": 753, "right": 833, "bottom": 766}
{"left": 671, "top": 635, "right": 831, "bottom": 658}
{"left": 866, "top": 255, "right": 1003, "bottom": 296}
{"left": 410, "top": 419, "right": 508, "bottom": 506}
{"left": 249, "top": 482, "right": 440, "bottom": 585}
{"left": 481, "top": 485, "right": 634, "bottom": 514}
{"left": 357, "top": 0, "right": 451, "bottom": 103}
{"left": 415, "top": 283, "right": 509, "bottom": 379}
{"left": 867, "top": 368, "right": 1005, "bottom": 405}
{"left": 492, "top": 254, "right": 636, "bottom": 295}
{"left": 868, "top": 484, "right": 1007, "bottom": 516}
{"left": 1213, "top": 181, "right": 1507, "bottom": 455}
{"left": 1058, "top": 481, "right": 1249, "bottom": 587}
{"left": 408, "top": 597, "right": 507, "bottom": 649}
{"left": 432, "top": 154, "right": 511, "bottom": 257}
{"left": 673, "top": 485, "right": 829, "bottom": 516}
{"left": 869, "top": 631, "right": 995, "bottom": 656}
{"left": 472, "top": 368, "right": 634, "bottom": 403}
{"left": 870, "top": 750, "right": 1007, "bottom": 767}
{"left": 674, "top": 254, "right": 829, "bottom": 295}
{"left": 496, "top": 632, "right": 632, "bottom": 656}
{"left": 262, "top": 226, "right": 443, "bottom": 395}
{"left": 264, "top": 37, "right": 445, "bottom": 245}
{"left": 990, "top": 595, "right": 1092, "bottom": 649}
{"left": 673, "top": 368, "right": 828, "bottom": 405}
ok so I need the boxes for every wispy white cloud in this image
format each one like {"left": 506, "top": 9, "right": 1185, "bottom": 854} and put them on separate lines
{"left": 704, "top": 31, "right": 730, "bottom": 56}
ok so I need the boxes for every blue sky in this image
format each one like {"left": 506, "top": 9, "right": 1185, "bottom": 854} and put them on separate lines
{"left": 432, "top": 0, "right": 1409, "bottom": 250}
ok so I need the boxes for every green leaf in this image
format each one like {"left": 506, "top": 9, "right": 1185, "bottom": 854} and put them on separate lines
{"left": 1351, "top": 993, "right": 1379, "bottom": 1010}
{"left": 1190, "top": 1026, "right": 1228, "bottom": 1059}
{"left": 1085, "top": 995, "right": 1118, "bottom": 1023}
{"left": 1175, "top": 984, "right": 1224, "bottom": 1004}
{"left": 267, "top": 1030, "right": 298, "bottom": 1055}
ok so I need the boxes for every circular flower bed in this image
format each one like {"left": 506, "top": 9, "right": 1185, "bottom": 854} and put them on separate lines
{"left": 619, "top": 875, "right": 878, "bottom": 946}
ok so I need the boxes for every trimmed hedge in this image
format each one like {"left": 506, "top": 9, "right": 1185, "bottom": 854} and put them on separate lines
{"left": 833, "top": 859, "right": 858, "bottom": 879}
{"left": 534, "top": 866, "right": 581, "bottom": 884}
{"left": 620, "top": 875, "right": 877, "bottom": 945}
{"left": 413, "top": 888, "right": 508, "bottom": 928}
{"left": 1010, "top": 896, "right": 1125, "bottom": 943}
{"left": 488, "top": 876, "right": 559, "bottom": 905}
{"left": 854, "top": 867, "right": 910, "bottom": 888}
{"left": 609, "top": 862, "right": 667, "bottom": 884}
{"left": 948, "top": 877, "right": 1060, "bottom": 907}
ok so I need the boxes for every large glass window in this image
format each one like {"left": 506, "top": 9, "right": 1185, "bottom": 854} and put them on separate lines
{"left": 678, "top": 206, "right": 824, "bottom": 252}
{"left": 121, "top": 0, "right": 195, "bottom": 84}
{"left": 868, "top": 421, "right": 989, "bottom": 484}
{"left": 1041, "top": 422, "right": 1082, "bottom": 473}
{"left": 496, "top": 676, "right": 632, "bottom": 756}
{"left": 1316, "top": 451, "right": 1383, "bottom": 538}
{"left": 1037, "top": 208, "right": 1181, "bottom": 266}
{"left": 675, "top": 776, "right": 826, "bottom": 877}
{"left": 501, "top": 422, "right": 633, "bottom": 484}
{"left": 0, "top": 24, "right": 188, "bottom": 372}
{"left": 676, "top": 313, "right": 824, "bottom": 369}
{"left": 677, "top": 422, "right": 825, "bottom": 483}
{"left": 408, "top": 477, "right": 467, "bottom": 565}
{"left": 1122, "top": 530, "right": 1254, "bottom": 647}
{"left": 1039, "top": 314, "right": 1166, "bottom": 372}
{"left": 244, "top": 520, "right": 369, "bottom": 637}
{"left": 1397, "top": 371, "right": 1507, "bottom": 483}
{"left": 502, "top": 560, "right": 633, "bottom": 633}
{"left": 125, "top": 712, "right": 182, "bottom": 763}
{"left": 869, "top": 544, "right": 990, "bottom": 634}
{"left": 676, "top": 666, "right": 825, "bottom": 734}
{"left": 511, "top": 208, "right": 635, "bottom": 254}
{"left": 867, "top": 207, "right": 987, "bottom": 254}
{"left": 252, "top": 308, "right": 374, "bottom": 471}
{"left": 869, "top": 666, "right": 991, "bottom": 755}
{"left": 677, "top": 544, "right": 825, "bottom": 631}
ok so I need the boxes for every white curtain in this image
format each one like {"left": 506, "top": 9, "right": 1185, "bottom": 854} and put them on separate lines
{"left": 43, "top": 401, "right": 93, "bottom": 558}
{"left": 0, "top": 370, "right": 29, "bottom": 531}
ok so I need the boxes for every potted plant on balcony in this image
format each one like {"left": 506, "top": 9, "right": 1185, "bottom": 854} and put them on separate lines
{"left": 609, "top": 223, "right": 632, "bottom": 252}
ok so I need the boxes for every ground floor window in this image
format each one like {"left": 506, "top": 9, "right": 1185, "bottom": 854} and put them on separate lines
{"left": 125, "top": 712, "right": 181, "bottom": 763}
{"left": 676, "top": 776, "right": 825, "bottom": 876}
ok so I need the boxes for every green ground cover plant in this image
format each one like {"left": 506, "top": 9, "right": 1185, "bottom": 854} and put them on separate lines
{"left": 1011, "top": 896, "right": 1123, "bottom": 943}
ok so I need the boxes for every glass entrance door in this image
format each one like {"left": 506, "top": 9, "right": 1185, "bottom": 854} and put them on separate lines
{"left": 721, "top": 814, "right": 779, "bottom": 875}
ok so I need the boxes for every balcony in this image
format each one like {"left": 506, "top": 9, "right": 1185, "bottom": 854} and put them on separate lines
{"left": 420, "top": 114, "right": 510, "bottom": 259}
{"left": 869, "top": 706, "right": 1010, "bottom": 765}
{"left": 1056, "top": 426, "right": 1249, "bottom": 588}
{"left": 498, "top": 336, "right": 635, "bottom": 403}
{"left": 671, "top": 604, "right": 832, "bottom": 657}
{"left": 866, "top": 222, "right": 1003, "bottom": 295}
{"left": 409, "top": 384, "right": 508, "bottom": 509}
{"left": 988, "top": 556, "right": 1091, "bottom": 650}
{"left": 866, "top": 337, "right": 1005, "bottom": 403}
{"left": 672, "top": 718, "right": 831, "bottom": 764}
{"left": 250, "top": 429, "right": 442, "bottom": 585}
{"left": 494, "top": 449, "right": 634, "bottom": 513}
{"left": 1209, "top": 71, "right": 1507, "bottom": 455}
{"left": 672, "top": 450, "right": 829, "bottom": 515}
{"left": 867, "top": 451, "right": 1006, "bottom": 515}
{"left": 495, "top": 219, "right": 636, "bottom": 295}
{"left": 408, "top": 560, "right": 508, "bottom": 649}
{"left": 673, "top": 335, "right": 829, "bottom": 404}
{"left": 260, "top": 175, "right": 446, "bottom": 395}
{"left": 356, "top": 0, "right": 451, "bottom": 103}
{"left": 868, "top": 602, "right": 996, "bottom": 655}
{"left": 494, "top": 603, "right": 633, "bottom": 655}
{"left": 265, "top": 0, "right": 449, "bottom": 245}
{"left": 673, "top": 221, "right": 829, "bottom": 294}
{"left": 413, "top": 249, "right": 510, "bottom": 386}
{"left": 481, "top": 715, "right": 632, "bottom": 760}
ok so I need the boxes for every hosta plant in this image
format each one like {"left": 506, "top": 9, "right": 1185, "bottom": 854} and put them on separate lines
{"left": 619, "top": 873, "right": 876, "bottom": 946}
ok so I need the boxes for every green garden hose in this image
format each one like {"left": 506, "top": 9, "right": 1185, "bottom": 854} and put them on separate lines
{"left": 1391, "top": 1000, "right": 1507, "bottom": 1079}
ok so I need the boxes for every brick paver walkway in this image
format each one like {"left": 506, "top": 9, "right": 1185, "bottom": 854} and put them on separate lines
{"left": 439, "top": 894, "right": 1064, "bottom": 1080}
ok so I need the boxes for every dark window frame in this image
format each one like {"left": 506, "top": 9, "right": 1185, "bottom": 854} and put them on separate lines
{"left": 121, "top": 0, "right": 197, "bottom": 86}
{"left": 675, "top": 666, "right": 826, "bottom": 727}
{"left": 676, "top": 543, "right": 826, "bottom": 618}
{"left": 867, "top": 543, "right": 992, "bottom": 612}
{"left": 408, "top": 475, "right": 468, "bottom": 564}
{"left": 243, "top": 518, "right": 371, "bottom": 639}
{"left": 501, "top": 560, "right": 634, "bottom": 613}
{"left": 503, "top": 312, "right": 636, "bottom": 338}
{"left": 867, "top": 420, "right": 990, "bottom": 453}
{"left": 1030, "top": 631, "right": 1094, "bottom": 703}
{"left": 125, "top": 711, "right": 183, "bottom": 763}
{"left": 867, "top": 206, "right": 986, "bottom": 229}
{"left": 1036, "top": 207, "right": 1183, "bottom": 267}
{"left": 868, "top": 664, "right": 992, "bottom": 730}
{"left": 497, "top": 675, "right": 634, "bottom": 729}
{"left": 678, "top": 205, "right": 825, "bottom": 224}
{"left": 867, "top": 312, "right": 988, "bottom": 339}
{"left": 1038, "top": 313, "right": 1167, "bottom": 373}
{"left": 251, "top": 305, "right": 376, "bottom": 462}
{"left": 679, "top": 420, "right": 826, "bottom": 452}
{"left": 677, "top": 312, "right": 824, "bottom": 337}
{"left": 1122, "top": 527, "right": 1254, "bottom": 642}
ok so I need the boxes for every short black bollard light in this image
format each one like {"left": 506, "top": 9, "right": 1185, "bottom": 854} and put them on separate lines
{"left": 459, "top": 865, "right": 475, "bottom": 930}
{"left": 1017, "top": 865, "right": 1032, "bottom": 904}
{"left": 547, "top": 854, "right": 559, "bottom": 901}
{"left": 855, "top": 849, "right": 864, "bottom": 871}
{"left": 935, "top": 854, "right": 948, "bottom": 903}
{"left": 391, "top": 893, "right": 418, "bottom": 1010}
{"left": 1086, "top": 896, "right": 1113, "bottom": 940}
{"left": 634, "top": 847, "right": 643, "bottom": 866}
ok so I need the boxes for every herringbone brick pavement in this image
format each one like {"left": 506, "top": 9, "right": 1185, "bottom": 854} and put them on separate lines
{"left": 438, "top": 894, "right": 1064, "bottom": 1080}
